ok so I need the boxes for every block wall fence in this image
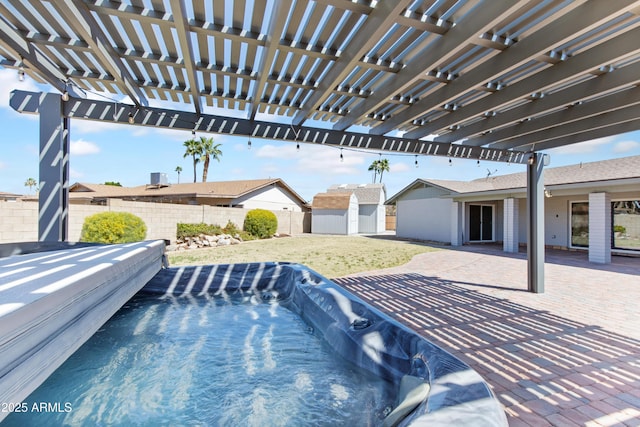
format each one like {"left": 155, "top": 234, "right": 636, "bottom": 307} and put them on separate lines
{"left": 0, "top": 199, "right": 311, "bottom": 244}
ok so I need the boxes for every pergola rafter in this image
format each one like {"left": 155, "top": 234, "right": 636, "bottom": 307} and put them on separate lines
{"left": 1, "top": 0, "right": 637, "bottom": 153}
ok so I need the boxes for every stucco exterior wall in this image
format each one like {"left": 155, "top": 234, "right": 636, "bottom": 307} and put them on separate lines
{"left": 395, "top": 186, "right": 452, "bottom": 243}
{"left": 234, "top": 186, "right": 305, "bottom": 212}
{"left": 0, "top": 199, "right": 310, "bottom": 244}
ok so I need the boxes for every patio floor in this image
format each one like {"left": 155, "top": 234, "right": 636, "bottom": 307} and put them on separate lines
{"left": 334, "top": 244, "right": 640, "bottom": 426}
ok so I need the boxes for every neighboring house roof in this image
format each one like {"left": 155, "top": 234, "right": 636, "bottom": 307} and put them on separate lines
{"left": 327, "top": 183, "right": 386, "bottom": 204}
{"left": 69, "top": 178, "right": 309, "bottom": 207}
{"left": 0, "top": 191, "right": 23, "bottom": 200}
{"left": 387, "top": 155, "right": 640, "bottom": 203}
{"left": 312, "top": 192, "right": 356, "bottom": 210}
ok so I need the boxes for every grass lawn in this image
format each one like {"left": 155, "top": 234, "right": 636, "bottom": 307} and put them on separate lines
{"left": 167, "top": 234, "right": 440, "bottom": 278}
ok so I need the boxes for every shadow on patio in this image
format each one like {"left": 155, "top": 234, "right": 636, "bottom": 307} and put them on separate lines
{"left": 334, "top": 273, "right": 640, "bottom": 426}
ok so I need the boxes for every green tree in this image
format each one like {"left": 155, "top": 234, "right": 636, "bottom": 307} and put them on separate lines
{"left": 183, "top": 139, "right": 201, "bottom": 183}
{"left": 368, "top": 160, "right": 379, "bottom": 183}
{"left": 367, "top": 159, "right": 390, "bottom": 183}
{"left": 24, "top": 177, "right": 37, "bottom": 194}
{"left": 199, "top": 137, "right": 222, "bottom": 182}
{"left": 377, "top": 158, "right": 390, "bottom": 183}
{"left": 104, "top": 181, "right": 122, "bottom": 186}
{"left": 175, "top": 166, "right": 182, "bottom": 184}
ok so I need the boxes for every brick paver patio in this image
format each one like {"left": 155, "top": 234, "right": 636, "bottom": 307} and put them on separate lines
{"left": 334, "top": 244, "right": 640, "bottom": 426}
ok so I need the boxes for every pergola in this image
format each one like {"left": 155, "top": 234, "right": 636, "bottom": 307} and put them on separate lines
{"left": 2, "top": 0, "right": 640, "bottom": 292}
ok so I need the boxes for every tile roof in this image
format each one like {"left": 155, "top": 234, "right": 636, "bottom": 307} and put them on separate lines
{"left": 312, "top": 192, "right": 356, "bottom": 210}
{"left": 327, "top": 183, "right": 386, "bottom": 204}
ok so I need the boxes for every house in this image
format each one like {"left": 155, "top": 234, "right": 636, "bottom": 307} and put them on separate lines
{"left": 69, "top": 178, "right": 310, "bottom": 212}
{"left": 386, "top": 155, "right": 640, "bottom": 263}
{"left": 327, "top": 184, "right": 386, "bottom": 234}
{"left": 311, "top": 192, "right": 359, "bottom": 235}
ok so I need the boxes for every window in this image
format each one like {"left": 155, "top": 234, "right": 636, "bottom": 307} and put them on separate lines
{"left": 612, "top": 200, "right": 640, "bottom": 251}
{"left": 570, "top": 202, "right": 589, "bottom": 248}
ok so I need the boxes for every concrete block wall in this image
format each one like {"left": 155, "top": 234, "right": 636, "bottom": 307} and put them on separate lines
{"left": 0, "top": 201, "right": 38, "bottom": 242}
{"left": 1, "top": 200, "right": 310, "bottom": 244}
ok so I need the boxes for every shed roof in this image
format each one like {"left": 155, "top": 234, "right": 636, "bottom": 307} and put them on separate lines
{"left": 327, "top": 184, "right": 386, "bottom": 204}
{"left": 312, "top": 192, "right": 356, "bottom": 210}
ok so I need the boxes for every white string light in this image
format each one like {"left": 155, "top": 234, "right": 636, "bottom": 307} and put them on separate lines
{"left": 18, "top": 56, "right": 25, "bottom": 81}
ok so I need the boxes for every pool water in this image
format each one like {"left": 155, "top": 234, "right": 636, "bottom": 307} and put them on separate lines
{"left": 3, "top": 292, "right": 395, "bottom": 426}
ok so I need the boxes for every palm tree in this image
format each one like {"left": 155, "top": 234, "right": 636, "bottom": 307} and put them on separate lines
{"left": 199, "top": 136, "right": 223, "bottom": 182}
{"left": 24, "top": 177, "right": 37, "bottom": 194}
{"left": 183, "top": 139, "right": 201, "bottom": 183}
{"left": 175, "top": 166, "right": 182, "bottom": 184}
{"left": 377, "top": 158, "right": 390, "bottom": 183}
{"left": 368, "top": 160, "right": 380, "bottom": 183}
{"left": 367, "top": 159, "right": 390, "bottom": 183}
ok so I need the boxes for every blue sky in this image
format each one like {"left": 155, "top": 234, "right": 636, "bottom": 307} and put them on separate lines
{"left": 1, "top": 68, "right": 639, "bottom": 202}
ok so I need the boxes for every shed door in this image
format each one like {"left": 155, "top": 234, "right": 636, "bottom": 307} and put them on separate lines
{"left": 469, "top": 205, "right": 493, "bottom": 241}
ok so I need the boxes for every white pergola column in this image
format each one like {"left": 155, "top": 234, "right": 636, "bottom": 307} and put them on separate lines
{"left": 588, "top": 192, "right": 612, "bottom": 264}
{"left": 450, "top": 201, "right": 463, "bottom": 246}
{"left": 503, "top": 197, "right": 519, "bottom": 253}
{"left": 38, "top": 93, "right": 70, "bottom": 242}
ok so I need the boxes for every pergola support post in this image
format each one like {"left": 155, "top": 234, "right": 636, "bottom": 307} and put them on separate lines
{"left": 588, "top": 192, "right": 612, "bottom": 264}
{"left": 450, "top": 201, "right": 464, "bottom": 246}
{"left": 38, "top": 93, "right": 70, "bottom": 242}
{"left": 526, "top": 153, "right": 547, "bottom": 293}
{"left": 503, "top": 197, "right": 519, "bottom": 253}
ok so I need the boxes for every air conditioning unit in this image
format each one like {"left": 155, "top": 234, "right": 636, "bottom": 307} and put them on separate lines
{"left": 150, "top": 172, "right": 168, "bottom": 186}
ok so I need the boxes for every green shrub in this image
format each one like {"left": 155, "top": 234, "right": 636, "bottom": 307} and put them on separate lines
{"left": 80, "top": 212, "right": 147, "bottom": 244}
{"left": 613, "top": 225, "right": 626, "bottom": 234}
{"left": 243, "top": 209, "right": 277, "bottom": 239}
{"left": 177, "top": 223, "right": 222, "bottom": 239}
{"left": 222, "top": 220, "right": 241, "bottom": 235}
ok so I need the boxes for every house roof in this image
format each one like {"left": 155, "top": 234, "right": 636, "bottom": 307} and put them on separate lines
{"left": 0, "top": 191, "right": 23, "bottom": 196}
{"left": 387, "top": 155, "right": 640, "bottom": 203}
{"left": 327, "top": 184, "right": 386, "bottom": 204}
{"left": 69, "top": 178, "right": 308, "bottom": 206}
{"left": 312, "top": 192, "right": 356, "bottom": 210}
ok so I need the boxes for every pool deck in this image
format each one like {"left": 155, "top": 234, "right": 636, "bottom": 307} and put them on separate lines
{"left": 334, "top": 244, "right": 640, "bottom": 427}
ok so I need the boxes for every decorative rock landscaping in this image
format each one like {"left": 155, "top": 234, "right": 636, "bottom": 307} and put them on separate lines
{"left": 173, "top": 233, "right": 243, "bottom": 251}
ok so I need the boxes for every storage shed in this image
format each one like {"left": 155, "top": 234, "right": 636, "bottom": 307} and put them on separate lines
{"left": 311, "top": 192, "right": 359, "bottom": 235}
{"left": 328, "top": 184, "right": 386, "bottom": 234}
